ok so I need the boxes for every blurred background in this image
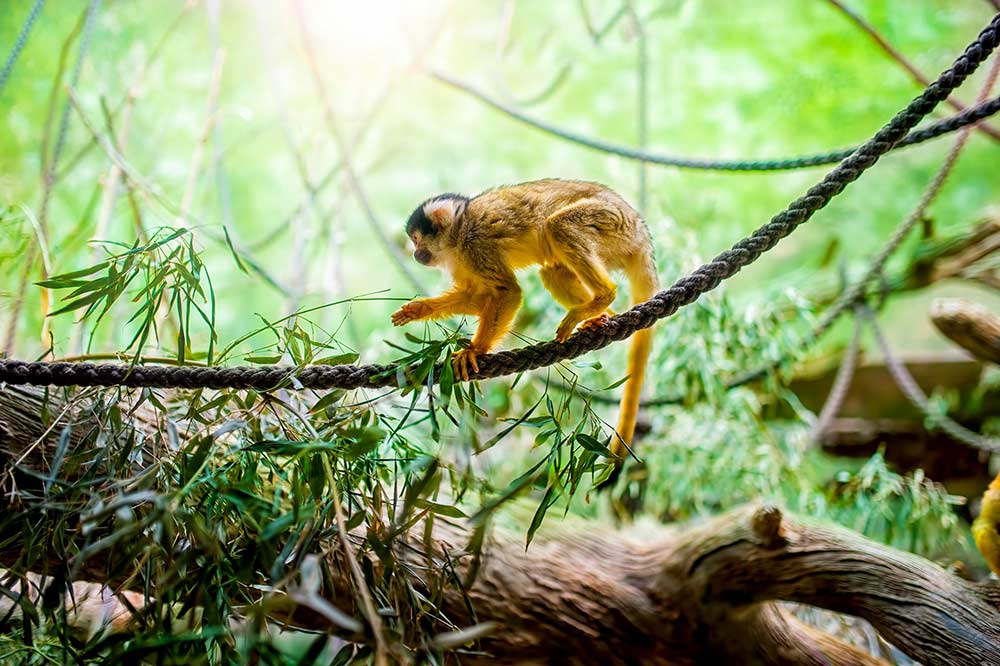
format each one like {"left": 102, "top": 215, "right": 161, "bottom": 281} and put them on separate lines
{"left": 2, "top": 0, "right": 998, "bottom": 351}
{"left": 2, "top": 0, "right": 1000, "bottom": 560}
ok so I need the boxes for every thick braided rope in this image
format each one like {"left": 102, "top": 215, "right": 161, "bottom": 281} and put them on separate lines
{"left": 647, "top": 55, "right": 1000, "bottom": 408}
{"left": 431, "top": 70, "right": 1000, "bottom": 172}
{"left": 0, "top": 0, "right": 44, "bottom": 97}
{"left": 582, "top": 97, "right": 994, "bottom": 410}
{"left": 2, "top": 14, "right": 998, "bottom": 392}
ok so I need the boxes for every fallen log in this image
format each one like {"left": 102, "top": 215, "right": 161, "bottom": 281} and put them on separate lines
{"left": 2, "top": 386, "right": 999, "bottom": 665}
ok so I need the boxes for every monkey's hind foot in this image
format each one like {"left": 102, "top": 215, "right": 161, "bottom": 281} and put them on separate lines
{"left": 451, "top": 347, "right": 481, "bottom": 381}
{"left": 578, "top": 313, "right": 611, "bottom": 332}
{"left": 555, "top": 312, "right": 611, "bottom": 342}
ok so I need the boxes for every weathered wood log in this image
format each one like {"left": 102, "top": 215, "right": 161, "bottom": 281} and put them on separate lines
{"left": 815, "top": 417, "right": 991, "bottom": 497}
{"left": 931, "top": 297, "right": 1000, "bottom": 365}
{"left": 788, "top": 352, "right": 991, "bottom": 421}
{"left": 2, "top": 386, "right": 1000, "bottom": 665}
{"left": 393, "top": 504, "right": 1000, "bottom": 665}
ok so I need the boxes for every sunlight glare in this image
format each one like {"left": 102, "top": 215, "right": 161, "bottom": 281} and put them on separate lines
{"left": 296, "top": 0, "right": 449, "bottom": 76}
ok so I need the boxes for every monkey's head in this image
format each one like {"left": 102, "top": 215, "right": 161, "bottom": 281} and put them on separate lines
{"left": 405, "top": 193, "right": 468, "bottom": 268}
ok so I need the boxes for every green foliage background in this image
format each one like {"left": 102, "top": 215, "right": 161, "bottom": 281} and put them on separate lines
{"left": 1, "top": 0, "right": 999, "bottom": 662}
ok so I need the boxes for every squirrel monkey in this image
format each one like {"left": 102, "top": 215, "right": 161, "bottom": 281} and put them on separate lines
{"left": 391, "top": 179, "right": 659, "bottom": 455}
{"left": 974, "top": 471, "right": 1000, "bottom": 577}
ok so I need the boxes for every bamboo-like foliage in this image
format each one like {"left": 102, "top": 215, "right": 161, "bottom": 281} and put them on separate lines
{"left": 1, "top": 1, "right": 998, "bottom": 663}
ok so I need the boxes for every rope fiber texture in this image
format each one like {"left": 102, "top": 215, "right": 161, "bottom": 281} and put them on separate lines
{"left": 2, "top": 13, "right": 999, "bottom": 392}
{"left": 431, "top": 69, "right": 1000, "bottom": 172}
{"left": 0, "top": 0, "right": 44, "bottom": 97}
{"left": 862, "top": 304, "right": 1000, "bottom": 453}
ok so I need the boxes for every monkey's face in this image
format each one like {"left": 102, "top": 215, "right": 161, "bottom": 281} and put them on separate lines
{"left": 407, "top": 229, "right": 444, "bottom": 267}
{"left": 404, "top": 194, "right": 468, "bottom": 269}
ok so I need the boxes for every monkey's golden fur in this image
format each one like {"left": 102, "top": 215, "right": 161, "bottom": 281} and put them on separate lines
{"left": 392, "top": 179, "right": 659, "bottom": 454}
{"left": 974, "top": 472, "right": 1000, "bottom": 577}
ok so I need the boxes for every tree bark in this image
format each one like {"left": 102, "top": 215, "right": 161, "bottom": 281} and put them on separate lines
{"left": 931, "top": 297, "right": 1000, "bottom": 365}
{"left": 2, "top": 386, "right": 999, "bottom": 665}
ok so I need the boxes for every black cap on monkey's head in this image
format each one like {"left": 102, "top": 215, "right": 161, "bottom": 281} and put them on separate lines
{"left": 405, "top": 193, "right": 468, "bottom": 266}
{"left": 405, "top": 193, "right": 468, "bottom": 238}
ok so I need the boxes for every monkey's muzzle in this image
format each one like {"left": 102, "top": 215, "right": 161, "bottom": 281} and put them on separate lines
{"left": 414, "top": 249, "right": 433, "bottom": 265}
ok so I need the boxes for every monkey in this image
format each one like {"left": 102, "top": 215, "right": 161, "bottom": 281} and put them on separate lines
{"left": 391, "top": 179, "right": 659, "bottom": 456}
{"left": 973, "top": 471, "right": 1000, "bottom": 577}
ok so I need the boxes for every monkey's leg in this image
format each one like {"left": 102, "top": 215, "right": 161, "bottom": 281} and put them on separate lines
{"left": 545, "top": 203, "right": 621, "bottom": 341}
{"left": 551, "top": 254, "right": 617, "bottom": 342}
{"left": 540, "top": 263, "right": 592, "bottom": 309}
{"left": 541, "top": 264, "right": 617, "bottom": 338}
{"left": 452, "top": 281, "right": 522, "bottom": 381}
{"left": 391, "top": 288, "right": 479, "bottom": 326}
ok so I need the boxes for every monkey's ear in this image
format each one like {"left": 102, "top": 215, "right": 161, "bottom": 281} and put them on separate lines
{"left": 423, "top": 198, "right": 459, "bottom": 230}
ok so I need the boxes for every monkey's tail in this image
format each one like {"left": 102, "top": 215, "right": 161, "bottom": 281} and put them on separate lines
{"left": 611, "top": 252, "right": 659, "bottom": 458}
{"left": 973, "top": 471, "right": 1000, "bottom": 576}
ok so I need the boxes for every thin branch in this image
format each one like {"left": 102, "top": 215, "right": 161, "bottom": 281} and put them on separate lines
{"left": 246, "top": 83, "right": 395, "bottom": 253}
{"left": 863, "top": 304, "right": 1000, "bottom": 453}
{"left": 494, "top": 0, "right": 516, "bottom": 60}
{"left": 207, "top": 0, "right": 233, "bottom": 229}
{"left": 292, "top": 1, "right": 426, "bottom": 295}
{"left": 2, "top": 0, "right": 100, "bottom": 358}
{"left": 807, "top": 310, "right": 862, "bottom": 444}
{"left": 55, "top": 2, "right": 198, "bottom": 182}
{"left": 252, "top": 0, "right": 329, "bottom": 316}
{"left": 179, "top": 50, "right": 226, "bottom": 223}
{"left": 826, "top": 0, "right": 1000, "bottom": 144}
{"left": 579, "top": 0, "right": 629, "bottom": 46}
{"left": 623, "top": 0, "right": 649, "bottom": 211}
{"left": 491, "top": 61, "right": 574, "bottom": 107}
{"left": 60, "top": 85, "right": 292, "bottom": 301}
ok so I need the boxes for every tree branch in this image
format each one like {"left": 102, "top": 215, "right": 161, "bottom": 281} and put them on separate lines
{"left": 931, "top": 298, "right": 1000, "bottom": 364}
{"left": 826, "top": 0, "right": 1000, "bottom": 144}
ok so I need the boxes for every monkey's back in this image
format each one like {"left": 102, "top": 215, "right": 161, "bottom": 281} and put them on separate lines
{"left": 463, "top": 179, "right": 648, "bottom": 269}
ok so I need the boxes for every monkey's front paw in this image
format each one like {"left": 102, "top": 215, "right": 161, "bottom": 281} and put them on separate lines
{"left": 451, "top": 348, "right": 481, "bottom": 381}
{"left": 578, "top": 313, "right": 611, "bottom": 332}
{"left": 391, "top": 301, "right": 431, "bottom": 326}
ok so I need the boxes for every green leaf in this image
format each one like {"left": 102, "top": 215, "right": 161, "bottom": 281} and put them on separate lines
{"left": 37, "top": 261, "right": 109, "bottom": 285}
{"left": 602, "top": 374, "right": 631, "bottom": 391}
{"left": 245, "top": 355, "right": 282, "bottom": 364}
{"left": 481, "top": 397, "right": 544, "bottom": 451}
{"left": 438, "top": 350, "right": 454, "bottom": 404}
{"left": 180, "top": 434, "right": 215, "bottom": 485}
{"left": 48, "top": 290, "right": 107, "bottom": 316}
{"left": 526, "top": 485, "right": 558, "bottom": 547}
{"left": 575, "top": 433, "right": 613, "bottom": 458}
{"left": 415, "top": 499, "right": 467, "bottom": 518}
{"left": 310, "top": 390, "right": 346, "bottom": 413}
{"left": 313, "top": 353, "right": 359, "bottom": 366}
